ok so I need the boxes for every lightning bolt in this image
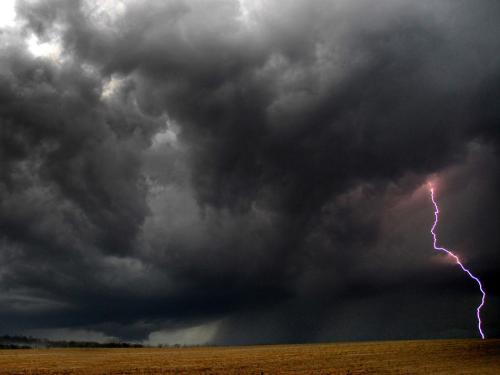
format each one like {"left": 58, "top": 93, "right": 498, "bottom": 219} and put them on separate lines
{"left": 429, "top": 186, "right": 486, "bottom": 339}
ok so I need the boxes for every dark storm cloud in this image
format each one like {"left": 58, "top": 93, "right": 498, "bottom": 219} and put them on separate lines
{"left": 0, "top": 0, "right": 499, "bottom": 343}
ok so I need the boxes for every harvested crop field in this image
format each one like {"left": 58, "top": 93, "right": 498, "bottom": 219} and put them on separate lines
{"left": 0, "top": 339, "right": 499, "bottom": 374}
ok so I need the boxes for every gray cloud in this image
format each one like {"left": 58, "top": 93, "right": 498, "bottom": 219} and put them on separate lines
{"left": 0, "top": 0, "right": 499, "bottom": 343}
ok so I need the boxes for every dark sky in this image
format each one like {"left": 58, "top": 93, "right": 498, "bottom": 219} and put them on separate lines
{"left": 0, "top": 0, "right": 499, "bottom": 345}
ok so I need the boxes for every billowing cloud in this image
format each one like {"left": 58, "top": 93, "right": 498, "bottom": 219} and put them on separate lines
{"left": 0, "top": 0, "right": 499, "bottom": 343}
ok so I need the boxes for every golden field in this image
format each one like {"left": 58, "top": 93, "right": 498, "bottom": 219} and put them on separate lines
{"left": 0, "top": 339, "right": 498, "bottom": 374}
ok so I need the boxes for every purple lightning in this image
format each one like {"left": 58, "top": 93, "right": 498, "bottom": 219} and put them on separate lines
{"left": 429, "top": 186, "right": 486, "bottom": 339}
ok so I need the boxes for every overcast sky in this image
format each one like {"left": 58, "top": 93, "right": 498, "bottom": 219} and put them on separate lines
{"left": 0, "top": 0, "right": 499, "bottom": 345}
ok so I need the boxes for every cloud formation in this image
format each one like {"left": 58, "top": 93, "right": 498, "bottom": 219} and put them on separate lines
{"left": 0, "top": 0, "right": 499, "bottom": 343}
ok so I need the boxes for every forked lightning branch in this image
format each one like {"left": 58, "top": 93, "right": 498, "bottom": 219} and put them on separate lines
{"left": 428, "top": 185, "right": 486, "bottom": 339}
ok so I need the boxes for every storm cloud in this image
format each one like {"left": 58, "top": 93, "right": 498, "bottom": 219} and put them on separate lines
{"left": 0, "top": 0, "right": 499, "bottom": 344}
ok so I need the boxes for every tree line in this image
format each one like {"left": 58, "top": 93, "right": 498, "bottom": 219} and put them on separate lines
{"left": 0, "top": 335, "right": 143, "bottom": 349}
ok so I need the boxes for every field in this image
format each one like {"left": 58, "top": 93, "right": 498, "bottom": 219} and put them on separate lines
{"left": 0, "top": 339, "right": 498, "bottom": 374}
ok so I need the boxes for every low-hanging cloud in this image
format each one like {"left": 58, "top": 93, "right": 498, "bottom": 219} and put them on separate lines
{"left": 0, "top": 0, "right": 499, "bottom": 343}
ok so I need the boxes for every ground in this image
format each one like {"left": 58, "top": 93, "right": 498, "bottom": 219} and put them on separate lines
{"left": 0, "top": 339, "right": 498, "bottom": 374}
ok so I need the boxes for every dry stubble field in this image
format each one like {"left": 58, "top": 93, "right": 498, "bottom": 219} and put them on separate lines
{"left": 0, "top": 339, "right": 499, "bottom": 375}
